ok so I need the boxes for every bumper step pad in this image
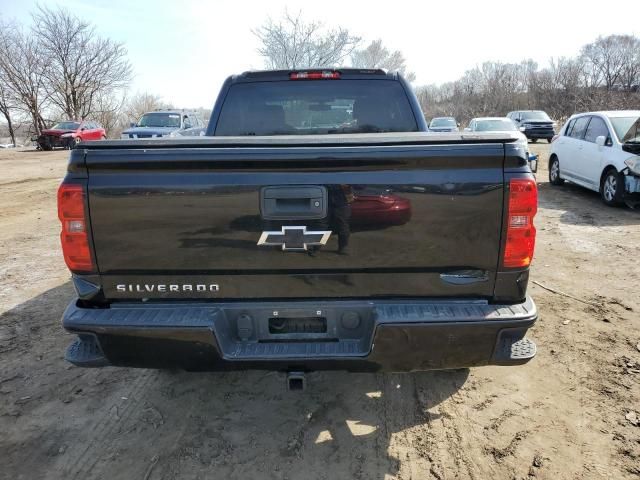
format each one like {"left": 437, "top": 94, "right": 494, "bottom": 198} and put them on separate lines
{"left": 494, "top": 335, "right": 537, "bottom": 365}
{"left": 65, "top": 335, "right": 109, "bottom": 367}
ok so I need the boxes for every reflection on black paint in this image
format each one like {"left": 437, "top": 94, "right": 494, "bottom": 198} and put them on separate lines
{"left": 328, "top": 185, "right": 352, "bottom": 255}
{"left": 178, "top": 184, "right": 414, "bottom": 254}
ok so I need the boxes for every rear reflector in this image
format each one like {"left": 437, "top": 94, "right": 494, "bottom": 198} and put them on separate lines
{"left": 502, "top": 178, "right": 537, "bottom": 268}
{"left": 57, "top": 184, "right": 94, "bottom": 273}
{"left": 290, "top": 71, "right": 340, "bottom": 80}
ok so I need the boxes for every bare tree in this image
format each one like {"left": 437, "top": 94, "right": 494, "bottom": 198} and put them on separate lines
{"left": 85, "top": 92, "right": 172, "bottom": 139}
{"left": 123, "top": 93, "right": 172, "bottom": 123}
{"left": 0, "top": 23, "right": 50, "bottom": 135}
{"left": 0, "top": 70, "right": 17, "bottom": 145}
{"left": 581, "top": 35, "right": 629, "bottom": 90}
{"left": 92, "top": 93, "right": 127, "bottom": 138}
{"left": 618, "top": 36, "right": 640, "bottom": 90}
{"left": 351, "top": 39, "right": 416, "bottom": 81}
{"left": 416, "top": 37, "right": 640, "bottom": 127}
{"left": 253, "top": 11, "right": 360, "bottom": 69}
{"left": 32, "top": 5, "right": 132, "bottom": 120}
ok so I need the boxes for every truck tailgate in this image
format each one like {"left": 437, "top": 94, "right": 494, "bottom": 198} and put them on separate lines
{"left": 84, "top": 137, "right": 507, "bottom": 300}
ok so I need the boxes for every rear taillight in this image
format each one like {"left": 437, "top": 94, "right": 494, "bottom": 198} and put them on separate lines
{"left": 289, "top": 71, "right": 340, "bottom": 80}
{"left": 502, "top": 178, "right": 537, "bottom": 268}
{"left": 57, "top": 183, "right": 94, "bottom": 272}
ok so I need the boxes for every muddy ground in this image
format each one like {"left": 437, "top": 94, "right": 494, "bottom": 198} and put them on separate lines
{"left": 0, "top": 144, "right": 639, "bottom": 480}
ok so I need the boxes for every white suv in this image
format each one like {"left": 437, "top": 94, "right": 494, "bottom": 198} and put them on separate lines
{"left": 549, "top": 111, "right": 640, "bottom": 207}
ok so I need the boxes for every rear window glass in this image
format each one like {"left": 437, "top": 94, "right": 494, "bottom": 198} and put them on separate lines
{"left": 430, "top": 118, "right": 456, "bottom": 127}
{"left": 564, "top": 119, "right": 575, "bottom": 136}
{"left": 569, "top": 116, "right": 590, "bottom": 139}
{"left": 474, "top": 119, "right": 517, "bottom": 132}
{"left": 215, "top": 80, "right": 418, "bottom": 136}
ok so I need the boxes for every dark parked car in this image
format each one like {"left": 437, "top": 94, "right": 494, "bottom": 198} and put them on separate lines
{"left": 120, "top": 110, "right": 205, "bottom": 139}
{"left": 58, "top": 69, "right": 538, "bottom": 381}
{"left": 428, "top": 117, "right": 459, "bottom": 132}
{"left": 37, "top": 121, "right": 106, "bottom": 150}
{"left": 507, "top": 110, "right": 556, "bottom": 143}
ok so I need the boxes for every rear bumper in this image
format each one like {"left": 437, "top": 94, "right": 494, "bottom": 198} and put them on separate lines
{"left": 62, "top": 297, "right": 538, "bottom": 372}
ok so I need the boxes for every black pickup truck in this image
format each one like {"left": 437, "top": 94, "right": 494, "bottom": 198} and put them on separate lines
{"left": 59, "top": 69, "right": 538, "bottom": 376}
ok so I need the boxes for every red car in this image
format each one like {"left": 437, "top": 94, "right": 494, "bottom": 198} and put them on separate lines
{"left": 351, "top": 190, "right": 412, "bottom": 227}
{"left": 37, "top": 120, "right": 106, "bottom": 150}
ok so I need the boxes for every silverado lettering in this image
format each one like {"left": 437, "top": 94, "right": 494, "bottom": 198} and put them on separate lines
{"left": 115, "top": 284, "right": 220, "bottom": 293}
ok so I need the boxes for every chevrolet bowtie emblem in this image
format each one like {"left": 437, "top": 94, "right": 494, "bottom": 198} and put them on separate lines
{"left": 257, "top": 226, "right": 332, "bottom": 251}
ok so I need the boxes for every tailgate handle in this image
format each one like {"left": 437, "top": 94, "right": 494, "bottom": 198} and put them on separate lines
{"left": 260, "top": 186, "right": 327, "bottom": 220}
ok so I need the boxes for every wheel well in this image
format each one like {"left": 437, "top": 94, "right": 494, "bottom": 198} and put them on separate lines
{"left": 548, "top": 154, "right": 558, "bottom": 168}
{"left": 599, "top": 165, "right": 618, "bottom": 189}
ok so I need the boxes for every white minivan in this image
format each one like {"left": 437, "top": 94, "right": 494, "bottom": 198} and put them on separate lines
{"left": 549, "top": 111, "right": 640, "bottom": 207}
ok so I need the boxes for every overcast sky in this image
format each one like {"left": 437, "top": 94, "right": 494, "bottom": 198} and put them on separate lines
{"left": 2, "top": 0, "right": 639, "bottom": 108}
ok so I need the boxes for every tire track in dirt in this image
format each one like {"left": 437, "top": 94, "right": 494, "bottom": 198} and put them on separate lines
{"left": 60, "top": 370, "right": 158, "bottom": 480}
{"left": 422, "top": 377, "right": 484, "bottom": 480}
{"left": 382, "top": 373, "right": 430, "bottom": 479}
{"left": 0, "top": 176, "right": 58, "bottom": 187}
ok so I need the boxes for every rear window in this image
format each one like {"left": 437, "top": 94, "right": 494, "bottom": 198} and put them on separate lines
{"left": 430, "top": 118, "right": 456, "bottom": 127}
{"left": 215, "top": 80, "right": 418, "bottom": 136}
{"left": 564, "top": 119, "right": 575, "bottom": 136}
{"left": 474, "top": 119, "right": 517, "bottom": 132}
{"left": 569, "top": 116, "right": 590, "bottom": 139}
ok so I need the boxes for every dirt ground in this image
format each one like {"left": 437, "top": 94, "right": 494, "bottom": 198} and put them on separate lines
{"left": 1, "top": 144, "right": 639, "bottom": 480}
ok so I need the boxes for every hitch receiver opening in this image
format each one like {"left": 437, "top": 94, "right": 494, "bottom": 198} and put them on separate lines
{"left": 287, "top": 372, "right": 306, "bottom": 391}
